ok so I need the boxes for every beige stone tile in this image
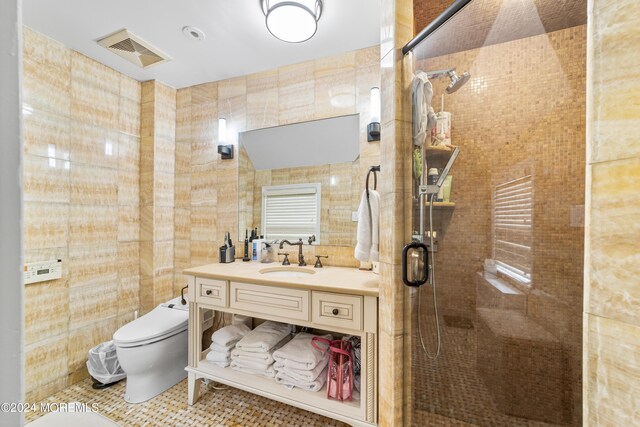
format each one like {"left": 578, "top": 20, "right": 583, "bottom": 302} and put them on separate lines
{"left": 24, "top": 202, "right": 68, "bottom": 250}
{"left": 24, "top": 335, "right": 68, "bottom": 393}
{"left": 314, "top": 70, "right": 356, "bottom": 119}
{"left": 70, "top": 164, "right": 118, "bottom": 206}
{"left": 23, "top": 110, "right": 71, "bottom": 160}
{"left": 71, "top": 51, "right": 120, "bottom": 93}
{"left": 118, "top": 275, "right": 140, "bottom": 316}
{"left": 155, "top": 136, "right": 176, "bottom": 174}
{"left": 69, "top": 122, "right": 119, "bottom": 168}
{"left": 68, "top": 317, "right": 119, "bottom": 374}
{"left": 118, "top": 134, "right": 140, "bottom": 173}
{"left": 118, "top": 205, "right": 140, "bottom": 242}
{"left": 141, "top": 81, "right": 155, "bottom": 105}
{"left": 119, "top": 96, "right": 141, "bottom": 137}
{"left": 155, "top": 81, "right": 176, "bottom": 107}
{"left": 120, "top": 75, "right": 141, "bottom": 102}
{"left": 23, "top": 26, "right": 70, "bottom": 69}
{"left": 155, "top": 206, "right": 174, "bottom": 242}
{"left": 139, "top": 241, "right": 154, "bottom": 278}
{"left": 278, "top": 80, "right": 315, "bottom": 125}
{"left": 585, "top": 314, "right": 640, "bottom": 426}
{"left": 175, "top": 208, "right": 191, "bottom": 241}
{"left": 191, "top": 138, "right": 217, "bottom": 166}
{"left": 191, "top": 163, "right": 217, "bottom": 206}
{"left": 218, "top": 76, "right": 247, "bottom": 100}
{"left": 175, "top": 174, "right": 191, "bottom": 208}
{"left": 118, "top": 242, "right": 140, "bottom": 280}
{"left": 191, "top": 82, "right": 217, "bottom": 106}
{"left": 190, "top": 240, "right": 218, "bottom": 266}
{"left": 176, "top": 141, "right": 191, "bottom": 175}
{"left": 139, "top": 275, "right": 154, "bottom": 314}
{"left": 176, "top": 105, "right": 192, "bottom": 143}
{"left": 247, "top": 68, "right": 278, "bottom": 93}
{"left": 190, "top": 206, "right": 217, "bottom": 242}
{"left": 69, "top": 244, "right": 118, "bottom": 289}
{"left": 69, "top": 281, "right": 118, "bottom": 330}
{"left": 140, "top": 100, "right": 155, "bottom": 138}
{"left": 71, "top": 79, "right": 120, "bottom": 130}
{"left": 315, "top": 51, "right": 356, "bottom": 79}
{"left": 154, "top": 171, "right": 175, "bottom": 207}
{"left": 155, "top": 105, "right": 177, "bottom": 140}
{"left": 246, "top": 88, "right": 279, "bottom": 130}
{"left": 588, "top": 157, "right": 640, "bottom": 325}
{"left": 23, "top": 154, "right": 70, "bottom": 203}
{"left": 355, "top": 45, "right": 380, "bottom": 69}
{"left": 154, "top": 241, "right": 174, "bottom": 277}
{"left": 23, "top": 58, "right": 71, "bottom": 117}
{"left": 218, "top": 95, "right": 246, "bottom": 145}
{"left": 174, "top": 239, "right": 191, "bottom": 270}
{"left": 154, "top": 273, "right": 175, "bottom": 305}
{"left": 24, "top": 277, "right": 68, "bottom": 345}
{"left": 118, "top": 169, "right": 139, "bottom": 206}
{"left": 176, "top": 87, "right": 191, "bottom": 109}
{"left": 69, "top": 205, "right": 118, "bottom": 247}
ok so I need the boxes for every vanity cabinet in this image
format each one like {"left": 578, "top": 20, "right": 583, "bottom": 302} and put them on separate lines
{"left": 184, "top": 263, "right": 379, "bottom": 427}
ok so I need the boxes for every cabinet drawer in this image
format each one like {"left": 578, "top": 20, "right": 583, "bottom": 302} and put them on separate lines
{"left": 230, "top": 282, "right": 309, "bottom": 322}
{"left": 196, "top": 278, "right": 228, "bottom": 307}
{"left": 312, "top": 292, "right": 363, "bottom": 331}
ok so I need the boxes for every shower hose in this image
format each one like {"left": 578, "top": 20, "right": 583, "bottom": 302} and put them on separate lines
{"left": 418, "top": 193, "right": 441, "bottom": 359}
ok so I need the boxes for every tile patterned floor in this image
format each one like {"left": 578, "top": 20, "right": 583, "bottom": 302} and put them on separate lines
{"left": 26, "top": 378, "right": 346, "bottom": 426}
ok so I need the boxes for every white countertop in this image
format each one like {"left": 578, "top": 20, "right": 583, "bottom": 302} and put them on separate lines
{"left": 183, "top": 261, "right": 380, "bottom": 297}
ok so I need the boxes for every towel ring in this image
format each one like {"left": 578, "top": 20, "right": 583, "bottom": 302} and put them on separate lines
{"left": 366, "top": 165, "right": 381, "bottom": 199}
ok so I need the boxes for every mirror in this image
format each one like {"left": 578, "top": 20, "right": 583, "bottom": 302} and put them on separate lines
{"left": 238, "top": 114, "right": 361, "bottom": 246}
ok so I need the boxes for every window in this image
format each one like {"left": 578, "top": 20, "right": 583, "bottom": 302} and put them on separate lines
{"left": 262, "top": 183, "right": 321, "bottom": 243}
{"left": 493, "top": 175, "right": 533, "bottom": 284}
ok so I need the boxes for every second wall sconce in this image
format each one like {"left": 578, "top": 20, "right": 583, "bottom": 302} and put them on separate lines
{"left": 367, "top": 87, "right": 380, "bottom": 142}
{"left": 217, "top": 117, "right": 234, "bottom": 159}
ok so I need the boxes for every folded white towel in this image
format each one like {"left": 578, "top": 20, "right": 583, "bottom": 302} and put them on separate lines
{"left": 230, "top": 357, "right": 272, "bottom": 371}
{"left": 211, "top": 324, "right": 251, "bottom": 347}
{"left": 231, "top": 362, "right": 276, "bottom": 378}
{"left": 274, "top": 355, "right": 328, "bottom": 382}
{"left": 210, "top": 342, "right": 236, "bottom": 353}
{"left": 212, "top": 360, "right": 230, "bottom": 368}
{"left": 273, "top": 332, "right": 332, "bottom": 371}
{"left": 354, "top": 189, "right": 380, "bottom": 263}
{"left": 275, "top": 367, "right": 328, "bottom": 392}
{"left": 235, "top": 321, "right": 291, "bottom": 353}
{"left": 232, "top": 314, "right": 253, "bottom": 328}
{"left": 206, "top": 350, "right": 230, "bottom": 364}
{"left": 232, "top": 335, "right": 290, "bottom": 365}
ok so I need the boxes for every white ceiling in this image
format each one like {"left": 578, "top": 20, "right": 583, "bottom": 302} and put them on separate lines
{"left": 23, "top": 0, "right": 380, "bottom": 89}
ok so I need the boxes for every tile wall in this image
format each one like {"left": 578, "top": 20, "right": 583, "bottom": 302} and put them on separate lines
{"left": 22, "top": 27, "right": 141, "bottom": 401}
{"left": 173, "top": 46, "right": 381, "bottom": 289}
{"left": 584, "top": 0, "right": 640, "bottom": 424}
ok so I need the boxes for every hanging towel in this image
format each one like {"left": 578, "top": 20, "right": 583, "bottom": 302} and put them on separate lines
{"left": 273, "top": 332, "right": 333, "bottom": 371}
{"left": 274, "top": 355, "right": 329, "bottom": 382}
{"left": 354, "top": 189, "right": 380, "bottom": 263}
{"left": 231, "top": 362, "right": 277, "bottom": 378}
{"left": 211, "top": 324, "right": 251, "bottom": 347}
{"left": 235, "top": 321, "right": 291, "bottom": 353}
{"left": 275, "top": 367, "right": 328, "bottom": 392}
{"left": 412, "top": 71, "right": 438, "bottom": 147}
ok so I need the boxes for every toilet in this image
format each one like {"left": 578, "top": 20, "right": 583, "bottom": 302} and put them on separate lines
{"left": 113, "top": 297, "right": 189, "bottom": 403}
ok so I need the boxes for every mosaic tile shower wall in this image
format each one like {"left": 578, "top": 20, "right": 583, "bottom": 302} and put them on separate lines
{"left": 22, "top": 27, "right": 142, "bottom": 401}
{"left": 408, "top": 25, "right": 586, "bottom": 426}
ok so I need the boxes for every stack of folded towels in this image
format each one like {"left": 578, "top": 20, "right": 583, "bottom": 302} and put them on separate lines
{"left": 273, "top": 332, "right": 333, "bottom": 392}
{"left": 205, "top": 323, "right": 251, "bottom": 367}
{"left": 231, "top": 321, "right": 292, "bottom": 378}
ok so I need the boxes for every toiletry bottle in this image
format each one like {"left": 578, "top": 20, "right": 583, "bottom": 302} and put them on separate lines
{"left": 243, "top": 229, "right": 250, "bottom": 262}
{"left": 428, "top": 168, "right": 439, "bottom": 185}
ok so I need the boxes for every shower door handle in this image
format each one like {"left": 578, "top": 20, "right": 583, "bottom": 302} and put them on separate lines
{"left": 402, "top": 241, "right": 429, "bottom": 287}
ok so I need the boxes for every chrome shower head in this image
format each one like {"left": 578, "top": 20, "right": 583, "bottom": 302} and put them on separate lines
{"left": 445, "top": 70, "right": 470, "bottom": 94}
{"left": 425, "top": 68, "right": 471, "bottom": 94}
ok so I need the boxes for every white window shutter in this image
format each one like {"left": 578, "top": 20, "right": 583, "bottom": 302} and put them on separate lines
{"left": 262, "top": 183, "right": 321, "bottom": 243}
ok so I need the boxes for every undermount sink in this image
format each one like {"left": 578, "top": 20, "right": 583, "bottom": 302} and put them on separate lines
{"left": 259, "top": 267, "right": 316, "bottom": 278}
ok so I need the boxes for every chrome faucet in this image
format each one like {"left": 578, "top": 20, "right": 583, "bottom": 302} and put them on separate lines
{"left": 279, "top": 238, "right": 306, "bottom": 266}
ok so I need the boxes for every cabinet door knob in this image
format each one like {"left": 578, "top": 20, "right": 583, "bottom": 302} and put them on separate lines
{"left": 206, "top": 289, "right": 212, "bottom": 295}
{"left": 332, "top": 308, "right": 339, "bottom": 316}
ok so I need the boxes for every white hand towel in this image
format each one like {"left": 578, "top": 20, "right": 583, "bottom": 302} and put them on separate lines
{"left": 275, "top": 367, "right": 328, "bottom": 392}
{"left": 230, "top": 358, "right": 272, "bottom": 371}
{"left": 212, "top": 361, "right": 230, "bottom": 368}
{"left": 273, "top": 332, "right": 332, "bottom": 371}
{"left": 235, "top": 321, "right": 291, "bottom": 353}
{"left": 211, "top": 324, "right": 251, "bottom": 347}
{"left": 210, "top": 342, "right": 236, "bottom": 353}
{"left": 231, "top": 362, "right": 276, "bottom": 378}
{"left": 354, "top": 189, "right": 380, "bottom": 263}
{"left": 232, "top": 335, "right": 291, "bottom": 364}
{"left": 274, "top": 355, "right": 329, "bottom": 382}
{"left": 206, "top": 350, "right": 230, "bottom": 364}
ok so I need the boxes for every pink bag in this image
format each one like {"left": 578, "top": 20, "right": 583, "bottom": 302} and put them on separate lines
{"left": 312, "top": 337, "right": 354, "bottom": 401}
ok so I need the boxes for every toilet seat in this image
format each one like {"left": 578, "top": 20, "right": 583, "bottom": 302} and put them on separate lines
{"left": 113, "top": 305, "right": 188, "bottom": 348}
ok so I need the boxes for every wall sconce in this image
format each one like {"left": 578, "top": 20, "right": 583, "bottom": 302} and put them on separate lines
{"left": 367, "top": 87, "right": 380, "bottom": 142}
{"left": 217, "top": 118, "right": 233, "bottom": 159}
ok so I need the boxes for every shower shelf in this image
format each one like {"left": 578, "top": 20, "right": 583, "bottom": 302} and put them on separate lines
{"left": 413, "top": 200, "right": 456, "bottom": 208}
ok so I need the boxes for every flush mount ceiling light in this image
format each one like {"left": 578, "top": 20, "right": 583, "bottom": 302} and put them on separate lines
{"left": 261, "top": 0, "right": 323, "bottom": 43}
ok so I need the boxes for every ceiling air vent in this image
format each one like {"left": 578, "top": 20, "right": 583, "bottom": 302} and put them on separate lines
{"left": 97, "top": 29, "right": 171, "bottom": 69}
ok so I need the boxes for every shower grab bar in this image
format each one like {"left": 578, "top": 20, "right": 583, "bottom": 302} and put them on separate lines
{"left": 402, "top": 0, "right": 472, "bottom": 55}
